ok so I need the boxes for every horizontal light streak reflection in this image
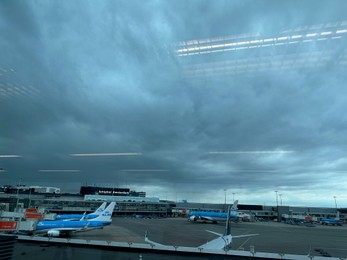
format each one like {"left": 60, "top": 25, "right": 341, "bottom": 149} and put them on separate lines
{"left": 70, "top": 153, "right": 142, "bottom": 157}
{"left": 228, "top": 169, "right": 279, "bottom": 172}
{"left": 321, "top": 31, "right": 332, "bottom": 35}
{"left": 120, "top": 169, "right": 169, "bottom": 172}
{"left": 39, "top": 170, "right": 80, "bottom": 173}
{"left": 207, "top": 151, "right": 294, "bottom": 155}
{"left": 0, "top": 155, "right": 21, "bottom": 158}
{"left": 291, "top": 35, "right": 303, "bottom": 39}
{"left": 177, "top": 26, "right": 347, "bottom": 57}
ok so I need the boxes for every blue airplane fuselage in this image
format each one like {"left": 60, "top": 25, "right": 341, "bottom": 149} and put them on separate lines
{"left": 36, "top": 219, "right": 111, "bottom": 231}
{"left": 55, "top": 214, "right": 99, "bottom": 220}
{"left": 189, "top": 211, "right": 238, "bottom": 221}
{"left": 320, "top": 218, "right": 341, "bottom": 225}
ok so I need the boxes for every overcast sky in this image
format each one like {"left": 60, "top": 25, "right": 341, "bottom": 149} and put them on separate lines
{"left": 1, "top": 1, "right": 347, "bottom": 207}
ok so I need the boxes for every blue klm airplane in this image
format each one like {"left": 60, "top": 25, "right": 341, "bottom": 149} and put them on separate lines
{"left": 55, "top": 202, "right": 107, "bottom": 220}
{"left": 34, "top": 202, "right": 116, "bottom": 237}
{"left": 320, "top": 211, "right": 342, "bottom": 226}
{"left": 188, "top": 200, "right": 239, "bottom": 223}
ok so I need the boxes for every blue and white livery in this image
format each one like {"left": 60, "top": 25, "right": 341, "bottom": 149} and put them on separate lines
{"left": 55, "top": 202, "right": 107, "bottom": 221}
{"left": 320, "top": 211, "right": 342, "bottom": 226}
{"left": 188, "top": 200, "right": 239, "bottom": 223}
{"left": 34, "top": 202, "right": 116, "bottom": 237}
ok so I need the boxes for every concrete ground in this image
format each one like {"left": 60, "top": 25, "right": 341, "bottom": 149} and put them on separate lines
{"left": 13, "top": 217, "right": 347, "bottom": 259}
{"left": 76, "top": 217, "right": 347, "bottom": 257}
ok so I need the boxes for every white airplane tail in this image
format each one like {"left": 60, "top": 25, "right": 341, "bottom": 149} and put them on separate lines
{"left": 225, "top": 204, "right": 233, "bottom": 236}
{"left": 202, "top": 204, "right": 235, "bottom": 249}
{"left": 203, "top": 203, "right": 258, "bottom": 249}
{"left": 231, "top": 200, "right": 238, "bottom": 211}
{"left": 88, "top": 202, "right": 115, "bottom": 222}
{"left": 230, "top": 200, "right": 238, "bottom": 218}
{"left": 91, "top": 202, "right": 107, "bottom": 215}
{"left": 335, "top": 211, "right": 340, "bottom": 221}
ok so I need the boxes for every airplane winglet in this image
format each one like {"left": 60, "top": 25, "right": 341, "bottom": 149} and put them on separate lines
{"left": 80, "top": 212, "right": 87, "bottom": 221}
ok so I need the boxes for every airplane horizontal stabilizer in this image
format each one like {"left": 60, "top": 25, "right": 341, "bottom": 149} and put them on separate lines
{"left": 233, "top": 233, "right": 259, "bottom": 238}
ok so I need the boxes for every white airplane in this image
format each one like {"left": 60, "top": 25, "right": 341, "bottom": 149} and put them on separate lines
{"left": 33, "top": 202, "right": 116, "bottom": 237}
{"left": 146, "top": 204, "right": 258, "bottom": 250}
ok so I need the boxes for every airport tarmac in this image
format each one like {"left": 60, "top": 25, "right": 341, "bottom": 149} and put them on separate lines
{"left": 13, "top": 217, "right": 347, "bottom": 259}
{"left": 76, "top": 217, "right": 347, "bottom": 257}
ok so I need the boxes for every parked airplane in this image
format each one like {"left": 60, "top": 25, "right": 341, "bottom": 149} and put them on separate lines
{"left": 320, "top": 211, "right": 342, "bottom": 226}
{"left": 146, "top": 204, "right": 258, "bottom": 250}
{"left": 188, "top": 200, "right": 239, "bottom": 223}
{"left": 33, "top": 202, "right": 116, "bottom": 237}
{"left": 55, "top": 202, "right": 107, "bottom": 221}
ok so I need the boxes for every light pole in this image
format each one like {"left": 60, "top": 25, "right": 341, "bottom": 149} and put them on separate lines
{"left": 279, "top": 194, "right": 283, "bottom": 206}
{"left": 16, "top": 186, "right": 20, "bottom": 211}
{"left": 333, "top": 196, "right": 337, "bottom": 209}
{"left": 232, "top": 193, "right": 235, "bottom": 202}
{"left": 275, "top": 190, "right": 279, "bottom": 221}
{"left": 275, "top": 191, "right": 278, "bottom": 207}
{"left": 224, "top": 189, "right": 227, "bottom": 205}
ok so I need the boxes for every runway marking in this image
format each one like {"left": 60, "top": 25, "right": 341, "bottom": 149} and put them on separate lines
{"left": 237, "top": 237, "right": 252, "bottom": 250}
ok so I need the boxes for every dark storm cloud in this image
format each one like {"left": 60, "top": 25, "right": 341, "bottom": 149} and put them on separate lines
{"left": 1, "top": 0, "right": 347, "bottom": 206}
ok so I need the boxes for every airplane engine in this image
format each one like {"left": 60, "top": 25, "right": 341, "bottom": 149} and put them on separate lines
{"left": 47, "top": 230, "right": 60, "bottom": 237}
{"left": 189, "top": 216, "right": 198, "bottom": 221}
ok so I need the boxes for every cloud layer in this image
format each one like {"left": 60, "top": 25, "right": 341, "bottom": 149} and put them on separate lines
{"left": 1, "top": 1, "right": 347, "bottom": 207}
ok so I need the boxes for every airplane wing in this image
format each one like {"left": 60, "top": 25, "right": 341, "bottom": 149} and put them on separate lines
{"left": 233, "top": 234, "right": 259, "bottom": 238}
{"left": 34, "top": 227, "right": 84, "bottom": 237}
{"left": 198, "top": 216, "right": 215, "bottom": 221}
{"left": 205, "top": 230, "right": 223, "bottom": 236}
{"left": 144, "top": 230, "right": 233, "bottom": 250}
{"left": 144, "top": 230, "right": 257, "bottom": 251}
{"left": 198, "top": 234, "right": 232, "bottom": 250}
{"left": 145, "top": 203, "right": 258, "bottom": 251}
{"left": 198, "top": 231, "right": 258, "bottom": 250}
{"left": 145, "top": 231, "right": 171, "bottom": 248}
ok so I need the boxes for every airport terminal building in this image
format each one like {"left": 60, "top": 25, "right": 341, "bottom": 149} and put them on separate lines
{"left": 0, "top": 184, "right": 345, "bottom": 222}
